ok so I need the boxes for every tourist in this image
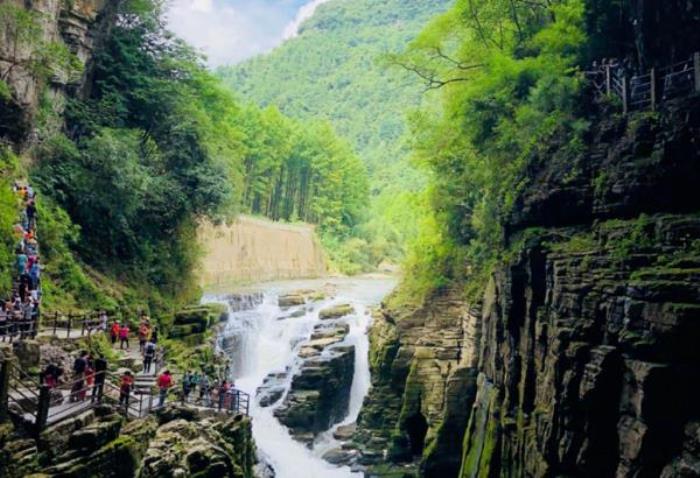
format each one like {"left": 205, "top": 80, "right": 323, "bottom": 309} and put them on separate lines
{"left": 199, "top": 374, "right": 211, "bottom": 407}
{"left": 81, "top": 359, "right": 95, "bottom": 401}
{"left": 182, "top": 371, "right": 193, "bottom": 402}
{"left": 217, "top": 380, "right": 229, "bottom": 410}
{"left": 15, "top": 248, "right": 28, "bottom": 278}
{"left": 26, "top": 199, "right": 36, "bottom": 231}
{"left": 151, "top": 327, "right": 158, "bottom": 344}
{"left": 110, "top": 320, "right": 120, "bottom": 345}
{"left": 70, "top": 350, "right": 89, "bottom": 402}
{"left": 143, "top": 339, "right": 156, "bottom": 373}
{"left": 157, "top": 369, "right": 173, "bottom": 407}
{"left": 119, "top": 371, "right": 134, "bottom": 408}
{"left": 119, "top": 322, "right": 130, "bottom": 349}
{"left": 29, "top": 258, "right": 41, "bottom": 291}
{"left": 41, "top": 363, "right": 62, "bottom": 389}
{"left": 92, "top": 354, "right": 108, "bottom": 403}
{"left": 98, "top": 310, "right": 108, "bottom": 332}
{"left": 138, "top": 320, "right": 150, "bottom": 353}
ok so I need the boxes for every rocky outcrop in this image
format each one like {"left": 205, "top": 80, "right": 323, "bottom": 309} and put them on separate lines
{"left": 356, "top": 77, "right": 700, "bottom": 478}
{"left": 456, "top": 96, "right": 700, "bottom": 478}
{"left": 0, "top": 0, "right": 116, "bottom": 148}
{"left": 168, "top": 303, "right": 227, "bottom": 345}
{"left": 354, "top": 297, "right": 479, "bottom": 477}
{"left": 274, "top": 321, "right": 355, "bottom": 445}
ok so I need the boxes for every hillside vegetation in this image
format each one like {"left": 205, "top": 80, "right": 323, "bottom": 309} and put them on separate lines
{"left": 0, "top": 0, "right": 367, "bottom": 314}
{"left": 219, "top": 0, "right": 453, "bottom": 269}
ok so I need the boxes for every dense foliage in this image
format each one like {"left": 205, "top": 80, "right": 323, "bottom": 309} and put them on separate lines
{"left": 23, "top": 0, "right": 367, "bottom": 308}
{"left": 219, "top": 0, "right": 452, "bottom": 268}
{"left": 392, "top": 0, "right": 590, "bottom": 304}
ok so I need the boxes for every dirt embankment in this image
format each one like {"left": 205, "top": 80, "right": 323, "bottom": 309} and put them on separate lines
{"left": 198, "top": 216, "right": 327, "bottom": 287}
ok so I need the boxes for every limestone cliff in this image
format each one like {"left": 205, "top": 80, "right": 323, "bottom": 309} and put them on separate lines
{"left": 356, "top": 96, "right": 700, "bottom": 478}
{"left": 0, "top": 0, "right": 116, "bottom": 149}
{"left": 198, "top": 216, "right": 327, "bottom": 287}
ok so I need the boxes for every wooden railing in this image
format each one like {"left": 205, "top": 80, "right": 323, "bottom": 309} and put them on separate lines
{"left": 585, "top": 52, "right": 700, "bottom": 114}
{"left": 1, "top": 359, "right": 251, "bottom": 436}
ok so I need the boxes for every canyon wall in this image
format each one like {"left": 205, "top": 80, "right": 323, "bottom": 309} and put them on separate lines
{"left": 0, "top": 0, "right": 116, "bottom": 148}
{"left": 198, "top": 216, "right": 327, "bottom": 288}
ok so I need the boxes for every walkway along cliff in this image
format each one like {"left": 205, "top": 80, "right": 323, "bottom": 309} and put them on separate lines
{"left": 198, "top": 216, "right": 327, "bottom": 288}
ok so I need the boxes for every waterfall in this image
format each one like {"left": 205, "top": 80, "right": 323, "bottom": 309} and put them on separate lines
{"left": 204, "top": 277, "right": 395, "bottom": 478}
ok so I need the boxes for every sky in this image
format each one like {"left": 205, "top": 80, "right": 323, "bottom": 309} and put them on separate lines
{"left": 166, "top": 0, "right": 334, "bottom": 67}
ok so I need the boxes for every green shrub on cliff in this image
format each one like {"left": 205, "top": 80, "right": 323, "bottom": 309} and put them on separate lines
{"left": 396, "top": 0, "right": 589, "bottom": 303}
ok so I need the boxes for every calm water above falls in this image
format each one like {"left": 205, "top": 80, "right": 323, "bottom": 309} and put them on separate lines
{"left": 203, "top": 277, "right": 396, "bottom": 478}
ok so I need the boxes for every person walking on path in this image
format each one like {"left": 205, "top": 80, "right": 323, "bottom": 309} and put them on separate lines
{"left": 92, "top": 355, "right": 108, "bottom": 403}
{"left": 157, "top": 369, "right": 173, "bottom": 407}
{"left": 16, "top": 249, "right": 28, "bottom": 277}
{"left": 143, "top": 340, "right": 156, "bottom": 373}
{"left": 182, "top": 371, "right": 193, "bottom": 403}
{"left": 199, "top": 374, "right": 211, "bottom": 407}
{"left": 119, "top": 322, "right": 130, "bottom": 350}
{"left": 98, "top": 310, "right": 108, "bottom": 332}
{"left": 119, "top": 371, "right": 134, "bottom": 408}
{"left": 70, "top": 351, "right": 88, "bottom": 402}
{"left": 81, "top": 360, "right": 94, "bottom": 401}
{"left": 151, "top": 327, "right": 158, "bottom": 344}
{"left": 217, "top": 380, "right": 229, "bottom": 410}
{"left": 110, "top": 321, "right": 120, "bottom": 345}
{"left": 138, "top": 321, "right": 150, "bottom": 353}
{"left": 28, "top": 258, "right": 41, "bottom": 291}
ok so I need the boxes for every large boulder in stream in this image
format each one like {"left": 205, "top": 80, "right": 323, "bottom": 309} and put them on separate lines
{"left": 274, "top": 345, "right": 355, "bottom": 445}
{"left": 319, "top": 304, "right": 355, "bottom": 320}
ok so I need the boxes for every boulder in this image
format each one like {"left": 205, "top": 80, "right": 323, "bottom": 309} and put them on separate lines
{"left": 275, "top": 345, "right": 355, "bottom": 443}
{"left": 278, "top": 294, "right": 306, "bottom": 308}
{"left": 333, "top": 423, "right": 357, "bottom": 441}
{"left": 12, "top": 340, "right": 40, "bottom": 369}
{"left": 319, "top": 304, "right": 355, "bottom": 320}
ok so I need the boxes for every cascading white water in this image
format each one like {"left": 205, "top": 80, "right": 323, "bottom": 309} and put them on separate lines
{"left": 204, "top": 277, "right": 395, "bottom": 478}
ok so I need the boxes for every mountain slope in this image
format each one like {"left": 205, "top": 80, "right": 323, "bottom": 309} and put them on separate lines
{"left": 218, "top": 0, "right": 453, "bottom": 257}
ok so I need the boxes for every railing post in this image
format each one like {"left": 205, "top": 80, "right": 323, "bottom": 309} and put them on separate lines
{"left": 650, "top": 67, "right": 656, "bottom": 111}
{"left": 605, "top": 64, "right": 611, "bottom": 95}
{"left": 81, "top": 314, "right": 86, "bottom": 337}
{"left": 694, "top": 52, "right": 700, "bottom": 93}
{"left": 0, "top": 359, "right": 11, "bottom": 421}
{"left": 67, "top": 314, "right": 72, "bottom": 339}
{"left": 53, "top": 311, "right": 58, "bottom": 336}
{"left": 622, "top": 76, "right": 629, "bottom": 114}
{"left": 36, "top": 384, "right": 50, "bottom": 434}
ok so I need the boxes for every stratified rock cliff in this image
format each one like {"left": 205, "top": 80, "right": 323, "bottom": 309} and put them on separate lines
{"left": 0, "top": 0, "right": 117, "bottom": 148}
{"left": 356, "top": 95, "right": 700, "bottom": 478}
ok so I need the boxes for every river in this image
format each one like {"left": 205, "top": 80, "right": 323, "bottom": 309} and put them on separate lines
{"left": 203, "top": 276, "right": 396, "bottom": 478}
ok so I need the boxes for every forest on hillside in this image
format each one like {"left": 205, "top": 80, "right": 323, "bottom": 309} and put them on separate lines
{"left": 220, "top": 0, "right": 452, "bottom": 270}
{"left": 0, "top": 0, "right": 368, "bottom": 313}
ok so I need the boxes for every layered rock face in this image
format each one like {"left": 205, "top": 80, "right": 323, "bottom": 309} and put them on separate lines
{"left": 355, "top": 296, "right": 480, "bottom": 477}
{"left": 274, "top": 331, "right": 355, "bottom": 445}
{"left": 0, "top": 0, "right": 114, "bottom": 147}
{"left": 460, "top": 99, "right": 700, "bottom": 477}
{"left": 358, "top": 96, "right": 700, "bottom": 477}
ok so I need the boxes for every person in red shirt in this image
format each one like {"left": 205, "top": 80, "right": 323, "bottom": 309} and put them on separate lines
{"left": 157, "top": 369, "right": 173, "bottom": 407}
{"left": 119, "top": 371, "right": 134, "bottom": 408}
{"left": 119, "top": 323, "right": 130, "bottom": 350}
{"left": 138, "top": 321, "right": 150, "bottom": 353}
{"left": 110, "top": 321, "right": 120, "bottom": 346}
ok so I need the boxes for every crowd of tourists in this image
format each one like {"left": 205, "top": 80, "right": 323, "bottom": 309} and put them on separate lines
{"left": 0, "top": 182, "right": 42, "bottom": 339}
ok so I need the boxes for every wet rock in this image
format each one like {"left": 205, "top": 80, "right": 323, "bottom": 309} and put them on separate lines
{"left": 323, "top": 447, "right": 358, "bottom": 466}
{"left": 275, "top": 346, "right": 355, "bottom": 444}
{"left": 319, "top": 304, "right": 355, "bottom": 320}
{"left": 278, "top": 294, "right": 306, "bottom": 308}
{"left": 333, "top": 423, "right": 357, "bottom": 441}
{"left": 256, "top": 370, "right": 289, "bottom": 408}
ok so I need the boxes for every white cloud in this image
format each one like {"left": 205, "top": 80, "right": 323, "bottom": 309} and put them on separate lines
{"left": 166, "top": 0, "right": 335, "bottom": 67}
{"left": 282, "top": 0, "right": 332, "bottom": 40}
